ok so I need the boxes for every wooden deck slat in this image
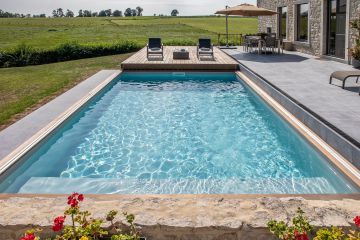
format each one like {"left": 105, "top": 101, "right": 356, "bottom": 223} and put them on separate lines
{"left": 121, "top": 46, "right": 239, "bottom": 71}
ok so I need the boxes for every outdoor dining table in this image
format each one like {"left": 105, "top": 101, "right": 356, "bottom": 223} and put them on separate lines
{"left": 245, "top": 36, "right": 282, "bottom": 55}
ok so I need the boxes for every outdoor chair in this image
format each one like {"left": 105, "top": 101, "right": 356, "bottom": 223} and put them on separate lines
{"left": 329, "top": 71, "right": 360, "bottom": 95}
{"left": 147, "top": 38, "right": 163, "bottom": 60}
{"left": 197, "top": 38, "right": 214, "bottom": 60}
{"left": 244, "top": 36, "right": 261, "bottom": 53}
{"left": 263, "top": 36, "right": 277, "bottom": 54}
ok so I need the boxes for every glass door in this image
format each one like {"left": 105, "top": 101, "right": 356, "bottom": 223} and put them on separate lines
{"left": 327, "top": 0, "right": 347, "bottom": 59}
{"left": 278, "top": 7, "right": 288, "bottom": 40}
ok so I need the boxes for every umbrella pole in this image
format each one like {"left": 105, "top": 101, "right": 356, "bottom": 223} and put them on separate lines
{"left": 226, "top": 14, "right": 229, "bottom": 47}
{"left": 225, "top": 5, "right": 229, "bottom": 47}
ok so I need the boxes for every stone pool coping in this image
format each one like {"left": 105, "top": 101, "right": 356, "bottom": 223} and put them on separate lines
{"left": 1, "top": 195, "right": 360, "bottom": 240}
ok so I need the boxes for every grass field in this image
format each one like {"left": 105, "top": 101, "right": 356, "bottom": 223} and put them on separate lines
{"left": 0, "top": 53, "right": 131, "bottom": 129}
{"left": 0, "top": 16, "right": 258, "bottom": 50}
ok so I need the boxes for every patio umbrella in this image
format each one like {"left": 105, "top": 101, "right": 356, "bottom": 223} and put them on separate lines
{"left": 215, "top": 3, "right": 278, "bottom": 47}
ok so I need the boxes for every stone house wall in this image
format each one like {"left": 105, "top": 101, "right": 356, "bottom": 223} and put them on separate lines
{"left": 349, "top": 0, "right": 360, "bottom": 50}
{"left": 257, "top": 0, "right": 360, "bottom": 58}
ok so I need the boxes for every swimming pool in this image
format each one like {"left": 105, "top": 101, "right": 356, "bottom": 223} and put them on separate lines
{"left": 0, "top": 72, "right": 358, "bottom": 194}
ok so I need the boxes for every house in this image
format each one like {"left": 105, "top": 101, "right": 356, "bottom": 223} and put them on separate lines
{"left": 257, "top": 0, "right": 359, "bottom": 62}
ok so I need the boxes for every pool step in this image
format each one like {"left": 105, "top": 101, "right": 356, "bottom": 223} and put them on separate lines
{"left": 18, "top": 177, "right": 338, "bottom": 194}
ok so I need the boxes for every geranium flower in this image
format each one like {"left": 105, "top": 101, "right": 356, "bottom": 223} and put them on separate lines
{"left": 294, "top": 230, "right": 309, "bottom": 240}
{"left": 52, "top": 216, "right": 66, "bottom": 232}
{"left": 354, "top": 216, "right": 360, "bottom": 227}
{"left": 78, "top": 194, "right": 84, "bottom": 201}
{"left": 67, "top": 192, "right": 84, "bottom": 207}
{"left": 20, "top": 232, "right": 35, "bottom": 240}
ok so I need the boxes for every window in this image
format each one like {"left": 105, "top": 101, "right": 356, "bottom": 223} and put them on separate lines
{"left": 297, "top": 3, "right": 309, "bottom": 41}
{"left": 278, "top": 7, "right": 288, "bottom": 39}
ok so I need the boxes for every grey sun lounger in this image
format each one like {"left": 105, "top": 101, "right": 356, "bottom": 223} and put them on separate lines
{"left": 147, "top": 37, "right": 163, "bottom": 60}
{"left": 329, "top": 71, "right": 360, "bottom": 94}
{"left": 197, "top": 38, "right": 214, "bottom": 60}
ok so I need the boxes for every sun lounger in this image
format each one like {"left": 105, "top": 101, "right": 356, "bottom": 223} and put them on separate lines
{"left": 147, "top": 38, "right": 163, "bottom": 60}
{"left": 197, "top": 38, "right": 214, "bottom": 60}
{"left": 329, "top": 71, "right": 360, "bottom": 94}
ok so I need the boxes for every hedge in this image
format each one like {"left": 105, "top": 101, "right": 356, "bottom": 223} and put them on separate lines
{"left": 0, "top": 41, "right": 142, "bottom": 68}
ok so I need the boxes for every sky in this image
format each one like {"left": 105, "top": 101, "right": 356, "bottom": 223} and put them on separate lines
{"left": 0, "top": 0, "right": 256, "bottom": 16}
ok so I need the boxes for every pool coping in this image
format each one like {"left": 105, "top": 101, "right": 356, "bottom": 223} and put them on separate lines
{"left": 0, "top": 69, "right": 359, "bottom": 198}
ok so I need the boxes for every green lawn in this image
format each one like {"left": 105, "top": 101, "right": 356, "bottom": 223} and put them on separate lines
{"left": 0, "top": 16, "right": 258, "bottom": 50}
{"left": 111, "top": 16, "right": 257, "bottom": 34}
{"left": 0, "top": 53, "right": 131, "bottom": 129}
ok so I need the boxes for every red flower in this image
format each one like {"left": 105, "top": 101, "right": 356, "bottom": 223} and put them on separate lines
{"left": 20, "top": 233, "right": 35, "bottom": 240}
{"left": 68, "top": 198, "right": 78, "bottom": 207}
{"left": 78, "top": 194, "right": 84, "bottom": 201}
{"left": 294, "top": 230, "right": 309, "bottom": 240}
{"left": 354, "top": 216, "right": 360, "bottom": 227}
{"left": 52, "top": 216, "right": 66, "bottom": 232}
{"left": 67, "top": 192, "right": 84, "bottom": 207}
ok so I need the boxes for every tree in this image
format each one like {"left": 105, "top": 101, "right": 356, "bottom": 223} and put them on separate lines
{"left": 136, "top": 6, "right": 143, "bottom": 16}
{"left": 91, "top": 12, "right": 98, "bottom": 17}
{"left": 52, "top": 10, "right": 58, "bottom": 18}
{"left": 56, "top": 8, "right": 64, "bottom": 17}
{"left": 113, "top": 10, "right": 122, "bottom": 17}
{"left": 98, "top": 10, "right": 106, "bottom": 17}
{"left": 171, "top": 9, "right": 179, "bottom": 16}
{"left": 124, "top": 8, "right": 132, "bottom": 17}
{"left": 33, "top": 13, "right": 46, "bottom": 18}
{"left": 78, "top": 9, "right": 83, "bottom": 17}
{"left": 66, "top": 9, "right": 74, "bottom": 17}
{"left": 83, "top": 10, "right": 92, "bottom": 17}
{"left": 131, "top": 9, "right": 137, "bottom": 17}
{"left": 104, "top": 9, "right": 112, "bottom": 17}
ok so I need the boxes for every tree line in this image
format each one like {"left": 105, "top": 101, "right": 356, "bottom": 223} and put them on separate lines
{"left": 0, "top": 9, "right": 46, "bottom": 18}
{"left": 52, "top": 7, "right": 144, "bottom": 18}
{"left": 0, "top": 7, "right": 179, "bottom": 18}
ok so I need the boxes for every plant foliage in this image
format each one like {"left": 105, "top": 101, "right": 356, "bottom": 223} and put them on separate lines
{"left": 0, "top": 41, "right": 141, "bottom": 68}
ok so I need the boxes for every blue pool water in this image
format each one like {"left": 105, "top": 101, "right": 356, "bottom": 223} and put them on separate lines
{"left": 0, "top": 72, "right": 357, "bottom": 194}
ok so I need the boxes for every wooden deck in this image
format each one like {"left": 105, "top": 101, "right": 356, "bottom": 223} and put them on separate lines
{"left": 121, "top": 46, "right": 239, "bottom": 71}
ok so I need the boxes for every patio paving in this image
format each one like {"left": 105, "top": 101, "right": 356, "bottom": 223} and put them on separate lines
{"left": 224, "top": 48, "right": 360, "bottom": 154}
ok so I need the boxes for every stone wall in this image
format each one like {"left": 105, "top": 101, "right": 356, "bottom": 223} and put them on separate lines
{"left": 257, "top": 0, "right": 359, "bottom": 57}
{"left": 1, "top": 196, "right": 360, "bottom": 240}
{"left": 349, "top": 0, "right": 360, "bottom": 51}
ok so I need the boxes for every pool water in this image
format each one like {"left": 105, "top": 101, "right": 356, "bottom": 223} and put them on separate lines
{"left": 0, "top": 72, "right": 357, "bottom": 194}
